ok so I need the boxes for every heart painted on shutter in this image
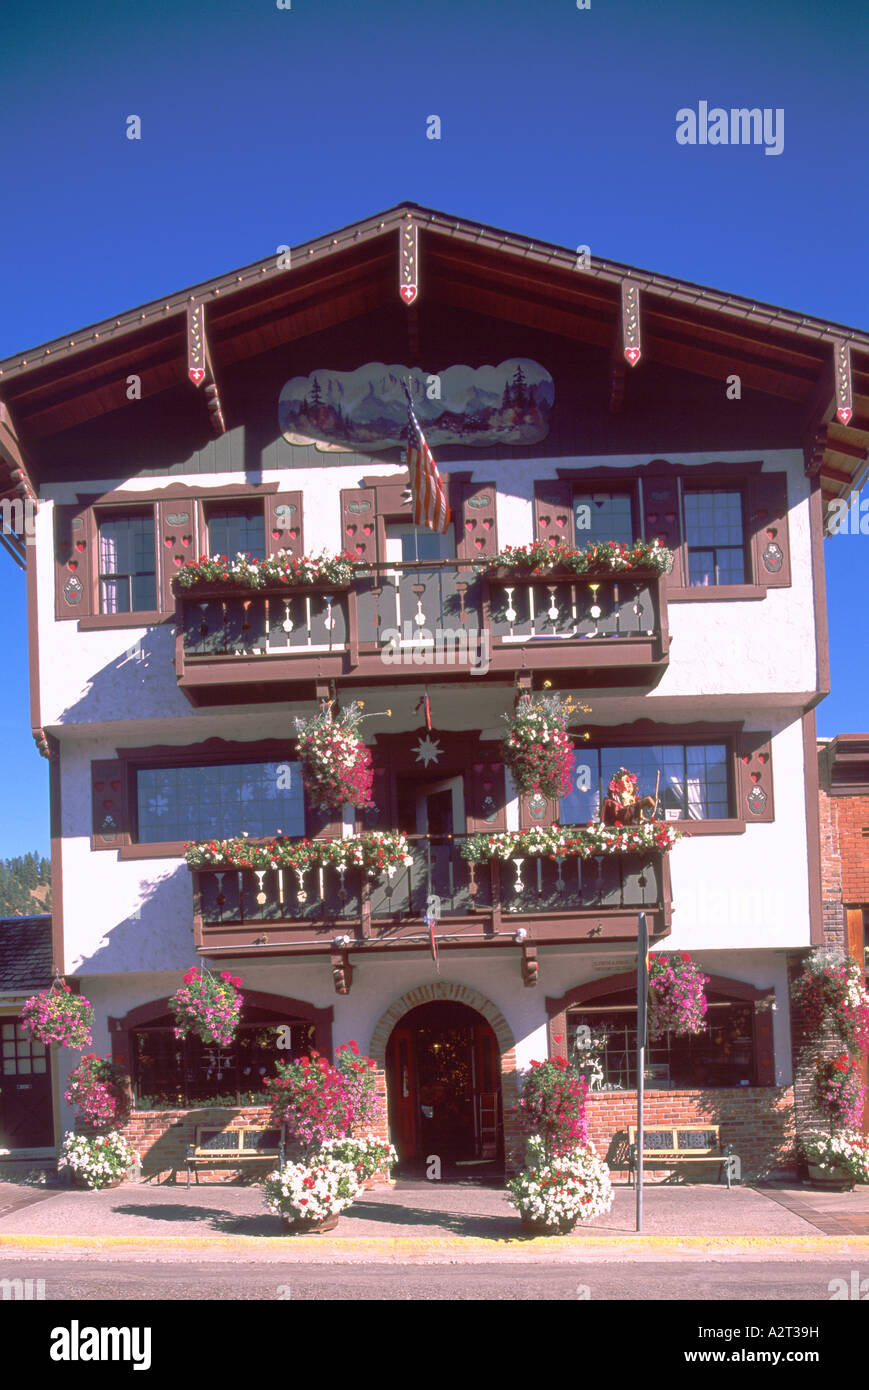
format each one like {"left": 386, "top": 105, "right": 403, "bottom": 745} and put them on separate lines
{"left": 94, "top": 781, "right": 104, "bottom": 792}
{"left": 288, "top": 529, "right": 298, "bottom": 539}
{"left": 465, "top": 520, "right": 476, "bottom": 531}
{"left": 346, "top": 524, "right": 357, "bottom": 536}
{"left": 67, "top": 561, "right": 77, "bottom": 571}
{"left": 181, "top": 536, "right": 191, "bottom": 547}
{"left": 110, "top": 781, "right": 121, "bottom": 791}
{"left": 474, "top": 538, "right": 485, "bottom": 550}
{"left": 271, "top": 530, "right": 281, "bottom": 540}
{"left": 647, "top": 513, "right": 658, "bottom": 524}
{"left": 555, "top": 515, "right": 567, "bottom": 527}
{"left": 766, "top": 527, "right": 777, "bottom": 539}
{"left": 75, "top": 541, "right": 86, "bottom": 552}
{"left": 173, "top": 555, "right": 183, "bottom": 565}
{"left": 363, "top": 525, "right": 373, "bottom": 535}
{"left": 538, "top": 515, "right": 551, "bottom": 527}
{"left": 103, "top": 800, "right": 113, "bottom": 809}
{"left": 164, "top": 536, "right": 174, "bottom": 547}
{"left": 482, "top": 518, "right": 493, "bottom": 529}
{"left": 356, "top": 545, "right": 365, "bottom": 555}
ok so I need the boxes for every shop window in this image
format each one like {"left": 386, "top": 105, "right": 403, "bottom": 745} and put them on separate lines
{"left": 561, "top": 742, "right": 731, "bottom": 825}
{"left": 135, "top": 759, "right": 304, "bottom": 844}
{"left": 131, "top": 1017, "right": 316, "bottom": 1107}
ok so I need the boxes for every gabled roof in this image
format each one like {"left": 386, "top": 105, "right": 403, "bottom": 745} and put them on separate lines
{"left": 0, "top": 202, "right": 866, "bottom": 511}
{"left": 0, "top": 914, "right": 52, "bottom": 994}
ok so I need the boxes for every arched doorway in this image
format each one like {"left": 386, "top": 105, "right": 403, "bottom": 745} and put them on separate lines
{"left": 386, "top": 1000, "right": 503, "bottom": 1176}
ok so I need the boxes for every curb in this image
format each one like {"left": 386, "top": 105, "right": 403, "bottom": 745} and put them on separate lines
{"left": 2, "top": 1233, "right": 868, "bottom": 1254}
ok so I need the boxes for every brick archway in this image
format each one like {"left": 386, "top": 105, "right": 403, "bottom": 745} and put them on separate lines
{"left": 368, "top": 980, "right": 521, "bottom": 1169}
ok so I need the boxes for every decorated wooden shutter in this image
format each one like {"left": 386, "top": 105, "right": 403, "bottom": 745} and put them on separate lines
{"left": 340, "top": 487, "right": 378, "bottom": 564}
{"left": 265, "top": 490, "right": 304, "bottom": 561}
{"left": 533, "top": 480, "right": 573, "bottom": 549}
{"left": 736, "top": 731, "right": 774, "bottom": 823}
{"left": 91, "top": 759, "right": 130, "bottom": 850}
{"left": 642, "top": 473, "right": 683, "bottom": 586}
{"left": 156, "top": 498, "right": 195, "bottom": 611}
{"left": 519, "top": 792, "right": 560, "bottom": 830}
{"left": 464, "top": 746, "right": 507, "bottom": 832}
{"left": 457, "top": 482, "right": 498, "bottom": 561}
{"left": 54, "top": 504, "right": 92, "bottom": 620}
{"left": 748, "top": 472, "right": 790, "bottom": 589}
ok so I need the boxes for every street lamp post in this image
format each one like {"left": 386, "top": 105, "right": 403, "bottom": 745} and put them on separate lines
{"left": 636, "top": 911, "right": 649, "bottom": 1234}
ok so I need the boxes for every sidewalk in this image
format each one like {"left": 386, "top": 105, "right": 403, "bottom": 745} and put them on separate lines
{"left": 2, "top": 1177, "right": 869, "bottom": 1259}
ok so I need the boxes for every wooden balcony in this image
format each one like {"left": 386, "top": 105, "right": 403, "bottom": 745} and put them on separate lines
{"left": 191, "top": 834, "right": 671, "bottom": 957}
{"left": 173, "top": 562, "right": 669, "bottom": 705}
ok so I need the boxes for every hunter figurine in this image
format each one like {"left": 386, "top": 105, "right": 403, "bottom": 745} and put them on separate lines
{"left": 601, "top": 767, "right": 658, "bottom": 827}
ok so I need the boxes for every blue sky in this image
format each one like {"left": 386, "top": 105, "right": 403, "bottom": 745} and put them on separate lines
{"left": 0, "top": 0, "right": 866, "bottom": 856}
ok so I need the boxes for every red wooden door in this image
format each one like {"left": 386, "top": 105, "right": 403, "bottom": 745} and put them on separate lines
{"left": 387, "top": 1026, "right": 418, "bottom": 1161}
{"left": 472, "top": 1023, "right": 500, "bottom": 1160}
{"left": 0, "top": 1019, "right": 54, "bottom": 1148}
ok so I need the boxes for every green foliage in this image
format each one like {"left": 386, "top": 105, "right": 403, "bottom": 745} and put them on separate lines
{"left": 0, "top": 851, "right": 51, "bottom": 916}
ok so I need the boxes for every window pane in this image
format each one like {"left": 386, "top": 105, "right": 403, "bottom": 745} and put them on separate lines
{"left": 207, "top": 505, "right": 266, "bottom": 560}
{"left": 684, "top": 489, "right": 745, "bottom": 586}
{"left": 567, "top": 1000, "right": 754, "bottom": 1088}
{"left": 562, "top": 743, "right": 729, "bottom": 822}
{"left": 574, "top": 490, "right": 634, "bottom": 546}
{"left": 136, "top": 759, "right": 304, "bottom": 843}
{"left": 384, "top": 523, "right": 453, "bottom": 562}
{"left": 98, "top": 512, "right": 156, "bottom": 613}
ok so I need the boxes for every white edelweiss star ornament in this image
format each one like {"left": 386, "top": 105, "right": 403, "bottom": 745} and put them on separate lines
{"left": 414, "top": 735, "right": 443, "bottom": 767}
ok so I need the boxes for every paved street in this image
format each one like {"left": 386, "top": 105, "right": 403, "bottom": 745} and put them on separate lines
{"left": 0, "top": 1257, "right": 864, "bottom": 1300}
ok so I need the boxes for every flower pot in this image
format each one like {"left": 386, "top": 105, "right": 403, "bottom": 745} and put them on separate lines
{"left": 519, "top": 1212, "right": 577, "bottom": 1236}
{"left": 72, "top": 1174, "right": 123, "bottom": 1190}
{"left": 280, "top": 1211, "right": 340, "bottom": 1234}
{"left": 807, "top": 1162, "right": 855, "bottom": 1191}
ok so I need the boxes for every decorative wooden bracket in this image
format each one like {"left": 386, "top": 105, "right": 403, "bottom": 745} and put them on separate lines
{"left": 32, "top": 728, "right": 52, "bottom": 760}
{"left": 621, "top": 280, "right": 642, "bottom": 366}
{"left": 331, "top": 949, "right": 353, "bottom": 995}
{"left": 186, "top": 302, "right": 226, "bottom": 435}
{"left": 399, "top": 216, "right": 418, "bottom": 305}
{"left": 521, "top": 942, "right": 539, "bottom": 987}
{"left": 0, "top": 400, "right": 38, "bottom": 503}
{"left": 833, "top": 338, "right": 853, "bottom": 426}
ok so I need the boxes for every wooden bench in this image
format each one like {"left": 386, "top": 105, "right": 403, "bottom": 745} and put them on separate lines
{"left": 627, "top": 1125, "right": 739, "bottom": 1188}
{"left": 186, "top": 1124, "right": 285, "bottom": 1187}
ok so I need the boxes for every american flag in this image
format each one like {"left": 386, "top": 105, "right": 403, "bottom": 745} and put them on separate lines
{"left": 403, "top": 382, "right": 451, "bottom": 534}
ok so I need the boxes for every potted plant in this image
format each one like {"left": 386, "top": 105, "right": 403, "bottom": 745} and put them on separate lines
{"left": 19, "top": 981, "right": 94, "bottom": 1049}
{"left": 801, "top": 1130, "right": 869, "bottom": 1190}
{"left": 168, "top": 967, "right": 243, "bottom": 1048}
{"left": 64, "top": 1055, "right": 131, "bottom": 1131}
{"left": 59, "top": 1131, "right": 140, "bottom": 1190}
{"left": 172, "top": 549, "right": 359, "bottom": 593}
{"left": 516, "top": 1057, "right": 589, "bottom": 1159}
{"left": 460, "top": 820, "right": 682, "bottom": 866}
{"left": 500, "top": 693, "right": 577, "bottom": 799}
{"left": 317, "top": 1136, "right": 398, "bottom": 1188}
{"left": 811, "top": 1053, "right": 867, "bottom": 1130}
{"left": 294, "top": 700, "right": 381, "bottom": 810}
{"left": 508, "top": 1134, "right": 614, "bottom": 1234}
{"left": 262, "top": 1154, "right": 361, "bottom": 1232}
{"left": 792, "top": 948, "right": 869, "bottom": 1051}
{"left": 648, "top": 952, "right": 709, "bottom": 1039}
{"left": 265, "top": 1042, "right": 383, "bottom": 1155}
{"left": 480, "top": 538, "right": 673, "bottom": 580}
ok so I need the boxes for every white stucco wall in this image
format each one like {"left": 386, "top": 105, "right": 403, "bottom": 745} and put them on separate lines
{"left": 36, "top": 447, "right": 817, "bottom": 728}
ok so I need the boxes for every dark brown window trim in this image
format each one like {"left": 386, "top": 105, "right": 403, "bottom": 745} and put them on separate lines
{"left": 79, "top": 610, "right": 168, "bottom": 630}
{"left": 119, "top": 841, "right": 189, "bottom": 861}
{"left": 554, "top": 460, "right": 766, "bottom": 482}
{"left": 667, "top": 585, "right": 766, "bottom": 603}
{"left": 72, "top": 483, "right": 282, "bottom": 630}
{"left": 564, "top": 721, "right": 746, "bottom": 830}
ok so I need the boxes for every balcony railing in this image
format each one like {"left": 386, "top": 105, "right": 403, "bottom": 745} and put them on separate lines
{"left": 174, "top": 562, "right": 668, "bottom": 702}
{"left": 191, "top": 834, "right": 670, "bottom": 955}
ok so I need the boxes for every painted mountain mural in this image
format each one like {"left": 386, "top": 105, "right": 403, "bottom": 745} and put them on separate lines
{"left": 278, "top": 360, "right": 554, "bottom": 451}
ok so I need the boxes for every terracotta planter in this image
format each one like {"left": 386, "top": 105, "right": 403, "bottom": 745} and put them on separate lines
{"left": 485, "top": 565, "right": 659, "bottom": 583}
{"left": 72, "top": 1174, "right": 124, "bottom": 1190}
{"left": 807, "top": 1162, "right": 855, "bottom": 1191}
{"left": 174, "top": 580, "right": 352, "bottom": 598}
{"left": 280, "top": 1211, "right": 340, "bottom": 1234}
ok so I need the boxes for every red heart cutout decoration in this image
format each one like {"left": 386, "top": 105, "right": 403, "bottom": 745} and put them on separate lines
{"left": 289, "top": 529, "right": 298, "bottom": 539}
{"left": 271, "top": 530, "right": 281, "bottom": 540}
{"left": 465, "top": 519, "right": 476, "bottom": 531}
{"left": 625, "top": 347, "right": 640, "bottom": 364}
{"left": 474, "top": 538, "right": 484, "bottom": 550}
{"left": 173, "top": 555, "right": 183, "bottom": 565}
{"left": 181, "top": 536, "right": 191, "bottom": 547}
{"left": 94, "top": 781, "right": 104, "bottom": 792}
{"left": 346, "top": 524, "right": 357, "bottom": 536}
{"left": 75, "top": 541, "right": 86, "bottom": 552}
{"left": 164, "top": 536, "right": 174, "bottom": 547}
{"left": 400, "top": 284, "right": 417, "bottom": 304}
{"left": 67, "top": 561, "right": 77, "bottom": 571}
{"left": 110, "top": 781, "right": 120, "bottom": 791}
{"left": 482, "top": 518, "right": 492, "bottom": 529}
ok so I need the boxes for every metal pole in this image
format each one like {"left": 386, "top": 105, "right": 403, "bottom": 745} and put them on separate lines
{"left": 636, "top": 911, "right": 648, "bottom": 1233}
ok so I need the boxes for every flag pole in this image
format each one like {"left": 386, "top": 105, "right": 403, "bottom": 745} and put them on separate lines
{"left": 636, "top": 911, "right": 649, "bottom": 1233}
{"left": 403, "top": 376, "right": 422, "bottom": 564}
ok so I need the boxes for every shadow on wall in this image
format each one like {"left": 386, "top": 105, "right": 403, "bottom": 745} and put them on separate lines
{"left": 74, "top": 865, "right": 195, "bottom": 976}
{"left": 58, "top": 623, "right": 190, "bottom": 725}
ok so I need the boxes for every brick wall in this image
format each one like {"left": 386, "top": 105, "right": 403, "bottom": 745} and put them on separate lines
{"left": 819, "top": 786, "right": 869, "bottom": 907}
{"left": 88, "top": 1074, "right": 394, "bottom": 1184}
{"left": 583, "top": 1086, "right": 796, "bottom": 1180}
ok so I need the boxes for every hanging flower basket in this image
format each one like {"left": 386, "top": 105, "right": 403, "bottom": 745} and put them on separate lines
{"left": 172, "top": 549, "right": 360, "bottom": 592}
{"left": 19, "top": 982, "right": 93, "bottom": 1049}
{"left": 294, "top": 700, "right": 378, "bottom": 810}
{"left": 168, "top": 968, "right": 243, "bottom": 1049}
{"left": 791, "top": 948, "right": 869, "bottom": 1052}
{"left": 500, "top": 694, "right": 578, "bottom": 799}
{"left": 479, "top": 538, "right": 673, "bottom": 579}
{"left": 811, "top": 1053, "right": 867, "bottom": 1129}
{"left": 64, "top": 1055, "right": 131, "bottom": 1131}
{"left": 647, "top": 953, "right": 709, "bottom": 1039}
